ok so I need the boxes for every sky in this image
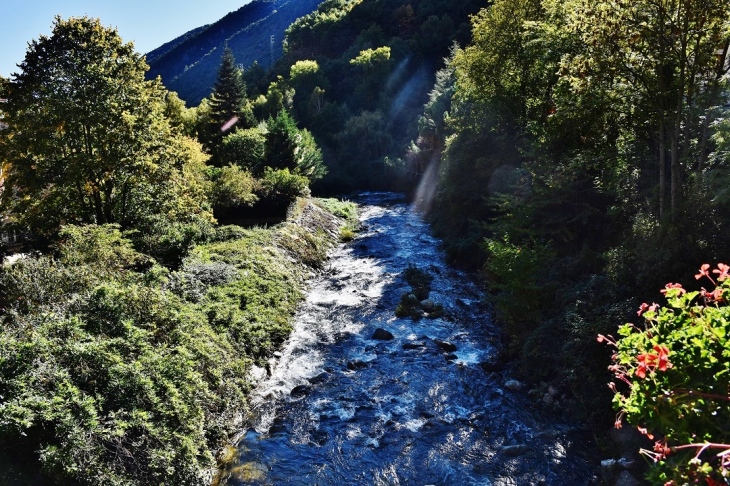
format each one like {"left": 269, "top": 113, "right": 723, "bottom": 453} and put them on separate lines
{"left": 0, "top": 0, "right": 253, "bottom": 78}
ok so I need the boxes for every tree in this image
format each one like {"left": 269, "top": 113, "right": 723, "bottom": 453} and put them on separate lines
{"left": 264, "top": 111, "right": 326, "bottom": 182}
{"left": 220, "top": 126, "right": 267, "bottom": 171}
{"left": 0, "top": 16, "right": 213, "bottom": 238}
{"left": 289, "top": 60, "right": 328, "bottom": 121}
{"left": 265, "top": 110, "right": 300, "bottom": 171}
{"left": 208, "top": 47, "right": 255, "bottom": 144}
{"left": 562, "top": 0, "right": 730, "bottom": 218}
{"left": 350, "top": 47, "right": 392, "bottom": 105}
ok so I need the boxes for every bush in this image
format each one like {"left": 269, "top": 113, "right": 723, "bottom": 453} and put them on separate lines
{"left": 168, "top": 261, "right": 240, "bottom": 302}
{"left": 0, "top": 278, "right": 250, "bottom": 486}
{"left": 212, "top": 225, "right": 249, "bottom": 242}
{"left": 603, "top": 263, "right": 730, "bottom": 485}
{"left": 133, "top": 214, "right": 216, "bottom": 268}
{"left": 483, "top": 236, "right": 554, "bottom": 342}
{"left": 207, "top": 165, "right": 259, "bottom": 212}
{"left": 56, "top": 224, "right": 148, "bottom": 274}
{"left": 220, "top": 127, "right": 266, "bottom": 170}
{"left": 258, "top": 167, "right": 311, "bottom": 209}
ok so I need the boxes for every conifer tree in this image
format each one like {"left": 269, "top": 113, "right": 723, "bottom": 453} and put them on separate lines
{"left": 208, "top": 47, "right": 255, "bottom": 152}
{"left": 265, "top": 110, "right": 300, "bottom": 171}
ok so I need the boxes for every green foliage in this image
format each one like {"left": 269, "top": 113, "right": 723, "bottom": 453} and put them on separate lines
{"left": 429, "top": 0, "right": 730, "bottom": 436}
{"left": 207, "top": 165, "right": 259, "bottom": 213}
{"left": 0, "top": 199, "right": 346, "bottom": 486}
{"left": 219, "top": 126, "right": 267, "bottom": 170}
{"left": 133, "top": 214, "right": 216, "bottom": 269}
{"left": 607, "top": 267, "right": 730, "bottom": 484}
{"left": 295, "top": 129, "right": 327, "bottom": 182}
{"left": 56, "top": 224, "right": 148, "bottom": 275}
{"left": 349, "top": 46, "right": 391, "bottom": 68}
{"left": 265, "top": 110, "right": 300, "bottom": 171}
{"left": 335, "top": 110, "right": 393, "bottom": 167}
{"left": 259, "top": 168, "right": 311, "bottom": 208}
{"left": 208, "top": 47, "right": 255, "bottom": 151}
{"left": 483, "top": 236, "right": 553, "bottom": 340}
{"left": 257, "top": 77, "right": 295, "bottom": 120}
{"left": 314, "top": 198, "right": 357, "bottom": 223}
{"left": 277, "top": 0, "right": 484, "bottom": 191}
{"left": 264, "top": 111, "right": 326, "bottom": 182}
{"left": 1, "top": 16, "right": 214, "bottom": 241}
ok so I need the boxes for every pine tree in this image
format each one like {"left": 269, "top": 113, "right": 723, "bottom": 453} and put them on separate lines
{"left": 265, "top": 110, "right": 300, "bottom": 171}
{"left": 208, "top": 47, "right": 255, "bottom": 151}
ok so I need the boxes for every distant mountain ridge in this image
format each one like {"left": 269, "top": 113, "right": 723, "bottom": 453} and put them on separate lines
{"left": 146, "top": 0, "right": 322, "bottom": 106}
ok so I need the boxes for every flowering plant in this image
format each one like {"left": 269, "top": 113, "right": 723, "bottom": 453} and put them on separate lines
{"left": 599, "top": 264, "right": 730, "bottom": 485}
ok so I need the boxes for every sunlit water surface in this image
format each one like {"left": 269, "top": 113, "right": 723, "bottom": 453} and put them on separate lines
{"left": 218, "top": 193, "right": 599, "bottom": 486}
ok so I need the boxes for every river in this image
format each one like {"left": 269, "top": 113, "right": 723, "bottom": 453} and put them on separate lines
{"left": 217, "top": 192, "right": 599, "bottom": 485}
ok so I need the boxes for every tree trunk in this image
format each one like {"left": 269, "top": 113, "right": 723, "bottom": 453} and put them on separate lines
{"left": 659, "top": 121, "right": 666, "bottom": 219}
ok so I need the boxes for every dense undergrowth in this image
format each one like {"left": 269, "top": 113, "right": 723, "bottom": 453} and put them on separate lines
{"left": 0, "top": 198, "right": 354, "bottom": 486}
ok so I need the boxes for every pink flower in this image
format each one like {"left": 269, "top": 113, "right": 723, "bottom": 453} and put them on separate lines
{"left": 660, "top": 283, "right": 686, "bottom": 295}
{"left": 637, "top": 303, "right": 649, "bottom": 316}
{"left": 695, "top": 264, "right": 711, "bottom": 280}
{"left": 653, "top": 440, "right": 671, "bottom": 459}
{"left": 710, "top": 288, "right": 724, "bottom": 302}
{"left": 712, "top": 263, "right": 729, "bottom": 281}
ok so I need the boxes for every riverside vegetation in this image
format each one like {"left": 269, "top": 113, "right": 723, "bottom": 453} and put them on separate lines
{"left": 0, "top": 198, "right": 355, "bottom": 486}
{"left": 0, "top": 15, "right": 356, "bottom": 486}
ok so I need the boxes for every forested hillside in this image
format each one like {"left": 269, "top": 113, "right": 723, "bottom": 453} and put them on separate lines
{"left": 147, "top": 0, "right": 322, "bottom": 105}
{"left": 261, "top": 0, "right": 484, "bottom": 192}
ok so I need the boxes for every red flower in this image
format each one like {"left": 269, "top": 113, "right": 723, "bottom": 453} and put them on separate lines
{"left": 712, "top": 263, "right": 729, "bottom": 281}
{"left": 709, "top": 288, "right": 724, "bottom": 303}
{"left": 652, "top": 345, "right": 672, "bottom": 371}
{"left": 696, "top": 264, "right": 711, "bottom": 280}
{"left": 635, "top": 346, "right": 671, "bottom": 378}
{"left": 637, "top": 303, "right": 649, "bottom": 316}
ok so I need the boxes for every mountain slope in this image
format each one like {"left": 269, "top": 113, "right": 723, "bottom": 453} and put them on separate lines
{"left": 147, "top": 0, "right": 322, "bottom": 105}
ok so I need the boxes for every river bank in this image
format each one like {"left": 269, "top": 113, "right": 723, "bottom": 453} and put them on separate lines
{"left": 0, "top": 198, "right": 353, "bottom": 486}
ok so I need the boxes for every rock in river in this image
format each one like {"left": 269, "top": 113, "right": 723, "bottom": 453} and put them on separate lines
{"left": 434, "top": 339, "right": 457, "bottom": 353}
{"left": 372, "top": 328, "right": 394, "bottom": 340}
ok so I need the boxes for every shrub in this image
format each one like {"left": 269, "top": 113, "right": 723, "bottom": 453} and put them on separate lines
{"left": 483, "top": 236, "right": 554, "bottom": 341}
{"left": 212, "top": 225, "right": 249, "bottom": 242}
{"left": 207, "top": 165, "right": 259, "bottom": 212}
{"left": 220, "top": 127, "right": 266, "bottom": 170}
{"left": 133, "top": 214, "right": 216, "bottom": 268}
{"left": 602, "top": 263, "right": 730, "bottom": 485}
{"left": 258, "top": 167, "right": 311, "bottom": 209}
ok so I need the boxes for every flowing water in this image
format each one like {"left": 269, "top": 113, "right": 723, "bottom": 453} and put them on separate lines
{"left": 218, "top": 193, "right": 599, "bottom": 486}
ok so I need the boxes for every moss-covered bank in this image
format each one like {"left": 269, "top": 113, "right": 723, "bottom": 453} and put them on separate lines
{"left": 0, "top": 198, "right": 355, "bottom": 486}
